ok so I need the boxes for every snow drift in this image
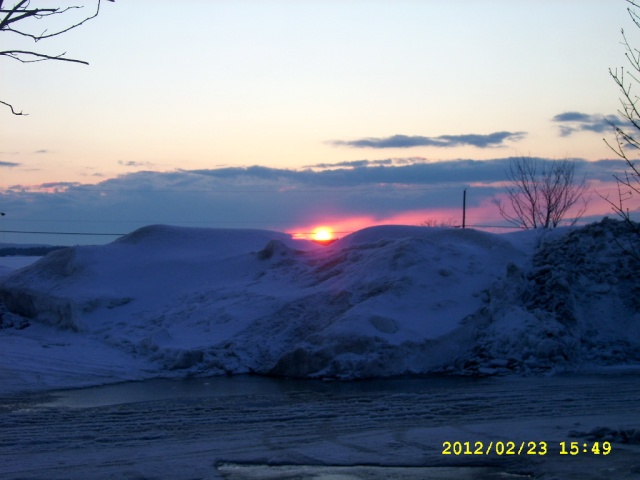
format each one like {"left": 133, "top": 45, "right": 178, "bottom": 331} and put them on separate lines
{"left": 1, "top": 219, "right": 639, "bottom": 393}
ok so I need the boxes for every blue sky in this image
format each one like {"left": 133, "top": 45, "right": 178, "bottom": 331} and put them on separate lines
{"left": 1, "top": 1, "right": 638, "bottom": 243}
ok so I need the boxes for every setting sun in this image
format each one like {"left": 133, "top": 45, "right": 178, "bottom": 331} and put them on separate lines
{"left": 312, "top": 227, "right": 334, "bottom": 243}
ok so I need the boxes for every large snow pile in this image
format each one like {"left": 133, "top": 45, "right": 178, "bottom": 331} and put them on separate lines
{"left": 461, "top": 217, "right": 640, "bottom": 374}
{"left": 0, "top": 219, "right": 638, "bottom": 393}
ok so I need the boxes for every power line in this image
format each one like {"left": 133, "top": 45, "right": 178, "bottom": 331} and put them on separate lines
{"left": 0, "top": 225, "right": 524, "bottom": 238}
{"left": 0, "top": 228, "right": 360, "bottom": 237}
{"left": 0, "top": 229, "right": 126, "bottom": 236}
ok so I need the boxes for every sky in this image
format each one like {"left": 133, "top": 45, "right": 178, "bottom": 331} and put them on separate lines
{"left": 1, "top": 0, "right": 640, "bottom": 244}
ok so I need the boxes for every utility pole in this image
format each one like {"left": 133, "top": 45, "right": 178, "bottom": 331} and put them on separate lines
{"left": 462, "top": 188, "right": 466, "bottom": 229}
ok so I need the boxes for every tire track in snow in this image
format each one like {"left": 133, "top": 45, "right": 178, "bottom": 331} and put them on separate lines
{"left": 1, "top": 374, "right": 639, "bottom": 479}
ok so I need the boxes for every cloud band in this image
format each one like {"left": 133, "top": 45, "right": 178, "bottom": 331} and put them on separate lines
{"left": 332, "top": 131, "right": 527, "bottom": 149}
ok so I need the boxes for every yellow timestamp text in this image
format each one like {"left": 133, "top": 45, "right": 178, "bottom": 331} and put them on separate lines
{"left": 441, "top": 441, "right": 612, "bottom": 456}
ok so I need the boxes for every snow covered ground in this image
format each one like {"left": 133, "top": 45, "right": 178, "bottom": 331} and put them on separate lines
{"left": 1, "top": 373, "right": 640, "bottom": 479}
{"left": 0, "top": 219, "right": 639, "bottom": 394}
{"left": 1, "top": 219, "right": 640, "bottom": 479}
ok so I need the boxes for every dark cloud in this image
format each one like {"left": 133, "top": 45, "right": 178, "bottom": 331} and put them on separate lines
{"left": 0, "top": 158, "right": 618, "bottom": 245}
{"left": 40, "top": 182, "right": 82, "bottom": 189}
{"left": 189, "top": 161, "right": 505, "bottom": 188}
{"left": 305, "top": 157, "right": 427, "bottom": 169}
{"left": 552, "top": 111, "right": 622, "bottom": 136}
{"left": 579, "top": 158, "right": 631, "bottom": 182}
{"left": 307, "top": 159, "right": 393, "bottom": 169}
{"left": 0, "top": 161, "right": 20, "bottom": 167}
{"left": 553, "top": 112, "right": 594, "bottom": 122}
{"left": 33, "top": 149, "right": 50, "bottom": 154}
{"left": 118, "top": 160, "right": 155, "bottom": 168}
{"left": 332, "top": 131, "right": 526, "bottom": 149}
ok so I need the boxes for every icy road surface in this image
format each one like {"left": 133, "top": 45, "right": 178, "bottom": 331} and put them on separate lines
{"left": 2, "top": 372, "right": 640, "bottom": 480}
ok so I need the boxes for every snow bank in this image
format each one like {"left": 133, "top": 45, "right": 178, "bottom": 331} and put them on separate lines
{"left": 457, "top": 218, "right": 640, "bottom": 375}
{"left": 1, "top": 219, "right": 639, "bottom": 394}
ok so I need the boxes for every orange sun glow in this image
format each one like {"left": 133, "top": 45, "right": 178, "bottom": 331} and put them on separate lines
{"left": 312, "top": 227, "right": 334, "bottom": 243}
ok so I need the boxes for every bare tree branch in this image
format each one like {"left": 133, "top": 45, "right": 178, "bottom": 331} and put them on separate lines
{"left": 0, "top": 99, "right": 27, "bottom": 115}
{"left": 494, "top": 157, "right": 590, "bottom": 229}
{"left": 602, "top": 0, "right": 640, "bottom": 248}
{"left": 0, "top": 49, "right": 89, "bottom": 64}
{"left": 1, "top": 3, "right": 100, "bottom": 41}
{"left": 1, "top": 0, "right": 114, "bottom": 115}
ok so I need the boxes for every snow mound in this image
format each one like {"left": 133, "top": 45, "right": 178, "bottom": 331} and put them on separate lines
{"left": 458, "top": 218, "right": 640, "bottom": 375}
{"left": 1, "top": 220, "right": 639, "bottom": 393}
{"left": 331, "top": 224, "right": 518, "bottom": 252}
{"left": 114, "top": 224, "right": 300, "bottom": 257}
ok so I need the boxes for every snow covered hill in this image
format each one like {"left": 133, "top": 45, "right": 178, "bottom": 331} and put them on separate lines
{"left": 1, "top": 219, "right": 639, "bottom": 394}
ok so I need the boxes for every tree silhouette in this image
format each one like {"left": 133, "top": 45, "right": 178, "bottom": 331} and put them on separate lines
{"left": 494, "top": 157, "right": 589, "bottom": 229}
{"left": 605, "top": 0, "right": 640, "bottom": 240}
{"left": 1, "top": 0, "right": 114, "bottom": 115}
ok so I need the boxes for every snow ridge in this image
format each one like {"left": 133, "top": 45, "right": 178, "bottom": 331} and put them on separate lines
{"left": 1, "top": 219, "right": 639, "bottom": 393}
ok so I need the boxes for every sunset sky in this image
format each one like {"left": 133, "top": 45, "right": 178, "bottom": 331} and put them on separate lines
{"left": 1, "top": 1, "right": 639, "bottom": 244}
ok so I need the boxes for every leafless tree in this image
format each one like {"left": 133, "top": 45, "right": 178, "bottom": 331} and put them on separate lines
{"left": 494, "top": 157, "right": 590, "bottom": 229}
{"left": 604, "top": 0, "right": 640, "bottom": 239}
{"left": 1, "top": 0, "right": 114, "bottom": 115}
{"left": 419, "top": 218, "right": 458, "bottom": 228}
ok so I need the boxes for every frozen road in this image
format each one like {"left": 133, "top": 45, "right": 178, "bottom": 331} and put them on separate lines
{"left": 1, "top": 371, "right": 639, "bottom": 479}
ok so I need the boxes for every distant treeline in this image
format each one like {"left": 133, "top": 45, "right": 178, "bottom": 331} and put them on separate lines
{"left": 0, "top": 246, "right": 66, "bottom": 257}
